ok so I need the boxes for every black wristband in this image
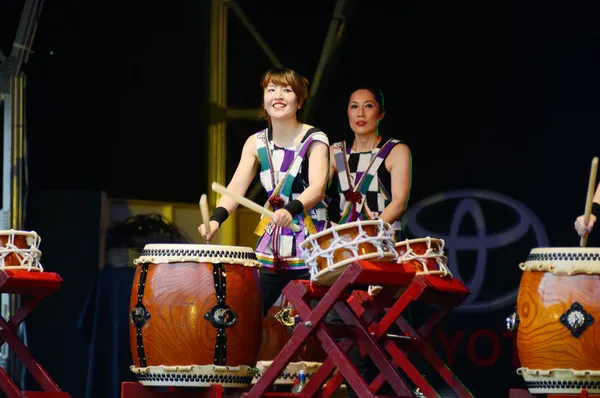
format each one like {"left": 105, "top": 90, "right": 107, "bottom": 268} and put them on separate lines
{"left": 210, "top": 206, "right": 229, "bottom": 225}
{"left": 593, "top": 202, "right": 600, "bottom": 218}
{"left": 282, "top": 199, "right": 304, "bottom": 217}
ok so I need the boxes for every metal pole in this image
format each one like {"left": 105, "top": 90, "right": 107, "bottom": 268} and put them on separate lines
{"left": 303, "top": 0, "right": 350, "bottom": 120}
{"left": 11, "top": 73, "right": 25, "bottom": 230}
{"left": 0, "top": 72, "right": 26, "bottom": 383}
{"left": 225, "top": 0, "right": 283, "bottom": 68}
{"left": 207, "top": 0, "right": 236, "bottom": 244}
{"left": 0, "top": 0, "right": 44, "bottom": 384}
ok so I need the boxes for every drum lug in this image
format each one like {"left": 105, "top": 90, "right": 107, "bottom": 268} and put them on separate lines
{"left": 130, "top": 303, "right": 151, "bottom": 328}
{"left": 505, "top": 308, "right": 519, "bottom": 332}
{"left": 274, "top": 306, "right": 300, "bottom": 333}
{"left": 559, "top": 302, "right": 595, "bottom": 338}
{"left": 205, "top": 304, "right": 238, "bottom": 328}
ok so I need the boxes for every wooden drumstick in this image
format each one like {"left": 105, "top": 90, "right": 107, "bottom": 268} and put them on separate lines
{"left": 581, "top": 157, "right": 599, "bottom": 247}
{"left": 199, "top": 194, "right": 211, "bottom": 242}
{"left": 211, "top": 182, "right": 301, "bottom": 233}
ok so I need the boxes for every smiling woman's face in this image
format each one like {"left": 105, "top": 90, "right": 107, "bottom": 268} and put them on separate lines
{"left": 263, "top": 81, "right": 299, "bottom": 120}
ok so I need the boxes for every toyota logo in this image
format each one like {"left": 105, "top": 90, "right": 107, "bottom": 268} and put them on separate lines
{"left": 402, "top": 190, "right": 548, "bottom": 313}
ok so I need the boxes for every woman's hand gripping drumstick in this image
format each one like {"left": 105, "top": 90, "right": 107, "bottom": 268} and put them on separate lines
{"left": 199, "top": 194, "right": 212, "bottom": 242}
{"left": 198, "top": 195, "right": 220, "bottom": 241}
{"left": 211, "top": 182, "right": 301, "bottom": 232}
{"left": 579, "top": 157, "right": 599, "bottom": 247}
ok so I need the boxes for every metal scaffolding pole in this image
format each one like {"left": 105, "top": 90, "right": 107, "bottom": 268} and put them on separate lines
{"left": 207, "top": 0, "right": 236, "bottom": 244}
{"left": 0, "top": 0, "right": 44, "bottom": 384}
{"left": 303, "top": 0, "right": 351, "bottom": 120}
{"left": 3, "top": 74, "right": 26, "bottom": 231}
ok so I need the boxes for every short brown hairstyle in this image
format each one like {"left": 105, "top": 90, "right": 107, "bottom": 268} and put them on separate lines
{"left": 260, "top": 67, "right": 309, "bottom": 122}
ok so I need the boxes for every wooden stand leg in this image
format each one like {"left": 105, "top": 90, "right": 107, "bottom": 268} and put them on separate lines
{"left": 0, "top": 271, "right": 70, "bottom": 397}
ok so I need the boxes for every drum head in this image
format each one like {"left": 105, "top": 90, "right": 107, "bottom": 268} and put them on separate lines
{"left": 520, "top": 247, "right": 600, "bottom": 275}
{"left": 134, "top": 244, "right": 260, "bottom": 267}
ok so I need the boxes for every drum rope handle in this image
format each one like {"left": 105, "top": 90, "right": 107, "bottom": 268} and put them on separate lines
{"left": 397, "top": 237, "right": 451, "bottom": 276}
{"left": 0, "top": 231, "right": 43, "bottom": 271}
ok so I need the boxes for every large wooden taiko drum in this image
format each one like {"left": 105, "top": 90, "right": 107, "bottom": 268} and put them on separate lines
{"left": 513, "top": 247, "right": 600, "bottom": 394}
{"left": 128, "top": 244, "right": 263, "bottom": 388}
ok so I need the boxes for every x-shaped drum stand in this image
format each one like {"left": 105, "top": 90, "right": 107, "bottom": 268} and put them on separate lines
{"left": 0, "top": 269, "right": 70, "bottom": 397}
{"left": 244, "top": 260, "right": 473, "bottom": 398}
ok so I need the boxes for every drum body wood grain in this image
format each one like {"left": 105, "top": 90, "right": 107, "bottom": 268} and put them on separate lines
{"left": 128, "top": 244, "right": 262, "bottom": 388}
{"left": 515, "top": 247, "right": 600, "bottom": 394}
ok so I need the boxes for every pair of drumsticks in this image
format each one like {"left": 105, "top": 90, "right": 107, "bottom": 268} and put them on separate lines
{"left": 198, "top": 182, "right": 301, "bottom": 242}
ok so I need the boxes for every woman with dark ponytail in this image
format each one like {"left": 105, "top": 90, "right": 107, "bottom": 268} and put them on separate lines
{"left": 327, "top": 87, "right": 414, "bottom": 398}
{"left": 328, "top": 86, "right": 412, "bottom": 241}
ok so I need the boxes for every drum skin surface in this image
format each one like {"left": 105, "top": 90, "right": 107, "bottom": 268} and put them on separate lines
{"left": 516, "top": 270, "right": 600, "bottom": 370}
{"left": 129, "top": 261, "right": 263, "bottom": 368}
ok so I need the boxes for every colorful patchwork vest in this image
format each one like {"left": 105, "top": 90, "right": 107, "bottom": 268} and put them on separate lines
{"left": 253, "top": 127, "right": 330, "bottom": 269}
{"left": 332, "top": 138, "right": 408, "bottom": 241}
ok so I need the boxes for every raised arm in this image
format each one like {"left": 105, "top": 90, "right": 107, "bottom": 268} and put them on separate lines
{"left": 199, "top": 135, "right": 259, "bottom": 240}
{"left": 377, "top": 143, "right": 412, "bottom": 224}
{"left": 216, "top": 135, "right": 259, "bottom": 213}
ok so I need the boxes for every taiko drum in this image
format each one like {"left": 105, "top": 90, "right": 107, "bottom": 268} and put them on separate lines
{"left": 0, "top": 230, "right": 43, "bottom": 271}
{"left": 394, "top": 237, "right": 450, "bottom": 276}
{"left": 128, "top": 244, "right": 262, "bottom": 388}
{"left": 300, "top": 220, "right": 397, "bottom": 286}
{"left": 512, "top": 247, "right": 600, "bottom": 394}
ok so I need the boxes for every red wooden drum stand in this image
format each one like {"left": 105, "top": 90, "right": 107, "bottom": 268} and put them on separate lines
{"left": 242, "top": 259, "right": 473, "bottom": 398}
{"left": 0, "top": 269, "right": 70, "bottom": 397}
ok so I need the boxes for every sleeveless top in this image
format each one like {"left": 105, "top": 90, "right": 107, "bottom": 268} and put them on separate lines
{"left": 332, "top": 137, "right": 409, "bottom": 241}
{"left": 253, "top": 127, "right": 330, "bottom": 269}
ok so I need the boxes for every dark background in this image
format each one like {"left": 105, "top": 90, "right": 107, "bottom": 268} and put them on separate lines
{"left": 2, "top": 0, "right": 600, "bottom": 397}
